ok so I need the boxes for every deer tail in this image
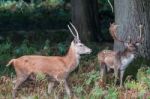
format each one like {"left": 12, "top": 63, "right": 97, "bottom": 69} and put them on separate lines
{"left": 6, "top": 59, "right": 16, "bottom": 67}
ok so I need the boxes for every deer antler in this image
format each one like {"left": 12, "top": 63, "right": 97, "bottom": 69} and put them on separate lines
{"left": 133, "top": 24, "right": 144, "bottom": 44}
{"left": 109, "top": 23, "right": 124, "bottom": 43}
{"left": 136, "top": 24, "right": 144, "bottom": 43}
{"left": 68, "top": 22, "right": 80, "bottom": 41}
{"left": 68, "top": 24, "right": 76, "bottom": 38}
{"left": 69, "top": 22, "right": 79, "bottom": 40}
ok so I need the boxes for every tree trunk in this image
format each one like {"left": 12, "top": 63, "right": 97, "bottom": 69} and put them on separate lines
{"left": 71, "top": 0, "right": 101, "bottom": 42}
{"left": 114, "top": 0, "right": 150, "bottom": 58}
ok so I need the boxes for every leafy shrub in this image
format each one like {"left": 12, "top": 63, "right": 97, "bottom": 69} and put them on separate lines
{"left": 0, "top": 0, "right": 70, "bottom": 31}
{"left": 14, "top": 40, "right": 36, "bottom": 56}
{"left": 104, "top": 87, "right": 118, "bottom": 99}
{"left": 136, "top": 67, "right": 150, "bottom": 89}
{"left": 84, "top": 70, "right": 100, "bottom": 85}
{"left": 89, "top": 85, "right": 104, "bottom": 99}
{"left": 46, "top": 0, "right": 64, "bottom": 6}
{"left": 57, "top": 42, "right": 67, "bottom": 55}
{"left": 0, "top": 40, "right": 12, "bottom": 65}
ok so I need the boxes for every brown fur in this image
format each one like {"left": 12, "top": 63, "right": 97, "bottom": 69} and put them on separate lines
{"left": 98, "top": 47, "right": 136, "bottom": 87}
{"left": 98, "top": 50, "right": 120, "bottom": 69}
{"left": 7, "top": 42, "right": 79, "bottom": 99}
{"left": 7, "top": 43, "right": 78, "bottom": 79}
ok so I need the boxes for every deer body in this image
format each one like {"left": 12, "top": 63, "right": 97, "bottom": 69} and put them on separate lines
{"left": 98, "top": 48, "right": 135, "bottom": 86}
{"left": 98, "top": 23, "right": 143, "bottom": 86}
{"left": 98, "top": 50, "right": 135, "bottom": 70}
{"left": 8, "top": 44, "right": 79, "bottom": 80}
{"left": 98, "top": 50, "right": 120, "bottom": 70}
{"left": 7, "top": 23, "right": 91, "bottom": 99}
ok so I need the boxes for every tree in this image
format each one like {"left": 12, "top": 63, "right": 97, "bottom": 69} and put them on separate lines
{"left": 71, "top": 0, "right": 101, "bottom": 42}
{"left": 114, "top": 0, "right": 150, "bottom": 58}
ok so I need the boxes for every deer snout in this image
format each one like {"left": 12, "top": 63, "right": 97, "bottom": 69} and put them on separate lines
{"left": 87, "top": 48, "right": 92, "bottom": 54}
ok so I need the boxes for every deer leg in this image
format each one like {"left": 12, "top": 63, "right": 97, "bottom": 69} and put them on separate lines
{"left": 12, "top": 75, "right": 28, "bottom": 99}
{"left": 114, "top": 67, "right": 119, "bottom": 85}
{"left": 100, "top": 63, "right": 106, "bottom": 83}
{"left": 64, "top": 80, "right": 72, "bottom": 98}
{"left": 47, "top": 82, "right": 54, "bottom": 94}
{"left": 120, "top": 70, "right": 125, "bottom": 87}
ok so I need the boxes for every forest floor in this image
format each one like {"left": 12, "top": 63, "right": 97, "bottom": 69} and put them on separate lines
{"left": 0, "top": 64, "right": 150, "bottom": 99}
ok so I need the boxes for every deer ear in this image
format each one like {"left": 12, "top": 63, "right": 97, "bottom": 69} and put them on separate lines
{"left": 73, "top": 38, "right": 79, "bottom": 44}
{"left": 73, "top": 39, "right": 77, "bottom": 44}
{"left": 73, "top": 37, "right": 81, "bottom": 44}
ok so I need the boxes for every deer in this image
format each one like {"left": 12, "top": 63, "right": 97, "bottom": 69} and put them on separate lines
{"left": 6, "top": 22, "right": 92, "bottom": 99}
{"left": 98, "top": 23, "right": 143, "bottom": 87}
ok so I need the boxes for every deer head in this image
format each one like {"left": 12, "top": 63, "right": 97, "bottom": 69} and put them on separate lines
{"left": 109, "top": 23, "right": 144, "bottom": 52}
{"left": 68, "top": 22, "right": 92, "bottom": 54}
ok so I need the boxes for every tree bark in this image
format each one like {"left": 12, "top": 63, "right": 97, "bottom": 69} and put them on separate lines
{"left": 114, "top": 0, "right": 150, "bottom": 58}
{"left": 71, "top": 0, "right": 101, "bottom": 42}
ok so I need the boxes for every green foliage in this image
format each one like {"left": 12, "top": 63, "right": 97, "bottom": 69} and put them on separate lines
{"left": 104, "top": 87, "right": 118, "bottom": 99}
{"left": 0, "top": 40, "right": 12, "bottom": 65}
{"left": 14, "top": 40, "right": 36, "bottom": 56}
{"left": 0, "top": 40, "right": 12, "bottom": 54}
{"left": 36, "top": 72, "right": 46, "bottom": 81}
{"left": 125, "top": 80, "right": 147, "bottom": 91}
{"left": 0, "top": 1, "right": 17, "bottom": 9}
{"left": 0, "top": 39, "right": 15, "bottom": 75}
{"left": 84, "top": 70, "right": 100, "bottom": 85}
{"left": 57, "top": 42, "right": 67, "bottom": 55}
{"left": 124, "top": 67, "right": 150, "bottom": 99}
{"left": 90, "top": 85, "right": 103, "bottom": 99}
{"left": 137, "top": 67, "right": 150, "bottom": 89}
{"left": 73, "top": 85, "right": 85, "bottom": 96}
{"left": 46, "top": 0, "right": 64, "bottom": 6}
{"left": 0, "top": 0, "right": 70, "bottom": 31}
{"left": 34, "top": 95, "right": 39, "bottom": 99}
{"left": 124, "top": 57, "right": 150, "bottom": 80}
{"left": 43, "top": 39, "right": 51, "bottom": 55}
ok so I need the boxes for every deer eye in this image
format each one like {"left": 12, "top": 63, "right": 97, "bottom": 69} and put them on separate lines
{"left": 78, "top": 44, "right": 83, "bottom": 47}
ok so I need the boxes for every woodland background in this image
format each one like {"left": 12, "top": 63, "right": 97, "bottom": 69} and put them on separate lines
{"left": 0, "top": 0, "right": 150, "bottom": 99}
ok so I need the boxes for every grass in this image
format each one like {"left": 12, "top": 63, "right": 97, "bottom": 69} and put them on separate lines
{"left": 1, "top": 66, "right": 150, "bottom": 99}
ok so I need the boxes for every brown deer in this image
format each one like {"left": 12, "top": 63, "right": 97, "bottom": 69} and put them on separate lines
{"left": 6, "top": 22, "right": 92, "bottom": 99}
{"left": 98, "top": 23, "right": 143, "bottom": 86}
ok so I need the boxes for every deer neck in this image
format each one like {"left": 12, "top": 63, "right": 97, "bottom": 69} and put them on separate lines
{"left": 120, "top": 48, "right": 135, "bottom": 57}
{"left": 119, "top": 48, "right": 135, "bottom": 70}
{"left": 64, "top": 45, "right": 80, "bottom": 72}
